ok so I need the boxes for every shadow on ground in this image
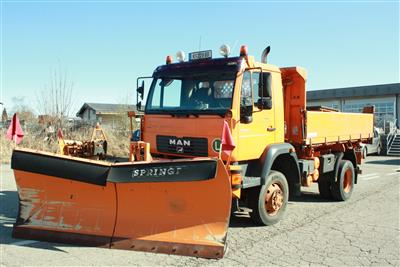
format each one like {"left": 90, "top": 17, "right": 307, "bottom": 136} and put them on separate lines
{"left": 291, "top": 192, "right": 337, "bottom": 203}
{"left": 229, "top": 191, "right": 335, "bottom": 228}
{"left": 366, "top": 159, "right": 400, "bottom": 166}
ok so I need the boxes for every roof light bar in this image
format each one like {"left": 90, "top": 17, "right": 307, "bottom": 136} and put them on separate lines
{"left": 219, "top": 44, "right": 231, "bottom": 58}
{"left": 176, "top": 50, "right": 186, "bottom": 62}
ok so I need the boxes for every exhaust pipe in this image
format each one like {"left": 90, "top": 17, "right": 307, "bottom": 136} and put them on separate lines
{"left": 261, "top": 46, "right": 271, "bottom": 63}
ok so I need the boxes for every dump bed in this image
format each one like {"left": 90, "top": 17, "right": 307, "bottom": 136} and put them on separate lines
{"left": 305, "top": 110, "right": 373, "bottom": 145}
{"left": 281, "top": 67, "right": 374, "bottom": 146}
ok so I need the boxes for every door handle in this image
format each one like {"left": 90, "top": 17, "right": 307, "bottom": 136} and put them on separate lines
{"left": 267, "top": 127, "right": 276, "bottom": 132}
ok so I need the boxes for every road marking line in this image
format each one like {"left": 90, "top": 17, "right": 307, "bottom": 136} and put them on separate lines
{"left": 362, "top": 176, "right": 379, "bottom": 181}
{"left": 359, "top": 173, "right": 378, "bottom": 178}
{"left": 386, "top": 173, "right": 400, "bottom": 176}
{"left": 10, "top": 240, "right": 39, "bottom": 246}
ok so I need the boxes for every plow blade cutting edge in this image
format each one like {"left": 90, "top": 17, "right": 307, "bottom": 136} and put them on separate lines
{"left": 11, "top": 148, "right": 232, "bottom": 259}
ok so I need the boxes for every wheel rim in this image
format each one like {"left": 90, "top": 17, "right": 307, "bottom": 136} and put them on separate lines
{"left": 343, "top": 168, "right": 353, "bottom": 193}
{"left": 264, "top": 183, "right": 284, "bottom": 216}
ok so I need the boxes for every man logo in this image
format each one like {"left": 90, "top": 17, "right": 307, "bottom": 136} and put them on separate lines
{"left": 169, "top": 138, "right": 191, "bottom": 147}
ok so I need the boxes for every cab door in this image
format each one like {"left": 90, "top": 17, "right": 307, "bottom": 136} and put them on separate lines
{"left": 237, "top": 70, "right": 276, "bottom": 160}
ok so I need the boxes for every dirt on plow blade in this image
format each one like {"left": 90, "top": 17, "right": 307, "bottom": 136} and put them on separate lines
{"left": 11, "top": 148, "right": 232, "bottom": 259}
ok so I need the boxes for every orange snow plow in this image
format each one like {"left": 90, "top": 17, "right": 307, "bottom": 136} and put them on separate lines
{"left": 11, "top": 148, "right": 231, "bottom": 259}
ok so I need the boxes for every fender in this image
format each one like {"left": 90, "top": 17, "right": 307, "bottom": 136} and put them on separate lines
{"left": 333, "top": 152, "right": 344, "bottom": 183}
{"left": 260, "top": 143, "right": 301, "bottom": 197}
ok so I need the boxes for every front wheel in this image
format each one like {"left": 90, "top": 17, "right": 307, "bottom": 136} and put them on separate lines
{"left": 249, "top": 170, "right": 289, "bottom": 226}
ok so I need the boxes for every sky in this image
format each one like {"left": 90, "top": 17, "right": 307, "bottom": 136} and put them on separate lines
{"left": 1, "top": 0, "right": 399, "bottom": 116}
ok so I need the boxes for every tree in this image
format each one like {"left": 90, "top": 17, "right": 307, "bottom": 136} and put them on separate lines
{"left": 10, "top": 96, "right": 36, "bottom": 123}
{"left": 36, "top": 63, "right": 74, "bottom": 124}
{"left": 1, "top": 108, "right": 7, "bottom": 123}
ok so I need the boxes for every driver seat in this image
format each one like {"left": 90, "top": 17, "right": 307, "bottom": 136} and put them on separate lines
{"left": 191, "top": 87, "right": 212, "bottom": 104}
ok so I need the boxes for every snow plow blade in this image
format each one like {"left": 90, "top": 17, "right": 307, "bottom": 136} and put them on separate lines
{"left": 11, "top": 148, "right": 232, "bottom": 259}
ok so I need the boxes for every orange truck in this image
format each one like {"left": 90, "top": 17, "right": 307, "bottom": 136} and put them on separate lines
{"left": 11, "top": 45, "right": 374, "bottom": 259}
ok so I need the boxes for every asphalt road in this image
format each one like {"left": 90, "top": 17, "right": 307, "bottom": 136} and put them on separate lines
{"left": 1, "top": 156, "right": 399, "bottom": 266}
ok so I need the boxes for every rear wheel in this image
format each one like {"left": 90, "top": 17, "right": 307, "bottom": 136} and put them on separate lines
{"left": 376, "top": 145, "right": 381, "bottom": 155}
{"left": 331, "top": 160, "right": 355, "bottom": 201}
{"left": 249, "top": 170, "right": 289, "bottom": 226}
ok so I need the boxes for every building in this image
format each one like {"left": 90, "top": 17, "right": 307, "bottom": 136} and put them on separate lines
{"left": 307, "top": 83, "right": 400, "bottom": 129}
{"left": 76, "top": 103, "right": 141, "bottom": 128}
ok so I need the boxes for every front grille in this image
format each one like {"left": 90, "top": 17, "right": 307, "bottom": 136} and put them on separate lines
{"left": 156, "top": 135, "right": 208, "bottom": 157}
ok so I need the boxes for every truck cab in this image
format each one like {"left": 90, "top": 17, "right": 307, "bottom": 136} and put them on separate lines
{"left": 138, "top": 48, "right": 285, "bottom": 163}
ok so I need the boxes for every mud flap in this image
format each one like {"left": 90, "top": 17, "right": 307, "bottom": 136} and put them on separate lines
{"left": 11, "top": 149, "right": 232, "bottom": 259}
{"left": 108, "top": 159, "right": 232, "bottom": 259}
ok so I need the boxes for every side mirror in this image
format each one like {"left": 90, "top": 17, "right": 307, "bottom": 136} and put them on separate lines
{"left": 259, "top": 72, "right": 272, "bottom": 98}
{"left": 136, "top": 77, "right": 152, "bottom": 112}
{"left": 137, "top": 80, "right": 144, "bottom": 100}
{"left": 257, "top": 98, "right": 272, "bottom": 110}
{"left": 240, "top": 115, "right": 253, "bottom": 124}
{"left": 240, "top": 104, "right": 253, "bottom": 124}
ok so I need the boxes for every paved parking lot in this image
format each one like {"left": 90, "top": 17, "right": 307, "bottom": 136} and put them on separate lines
{"left": 1, "top": 156, "right": 399, "bottom": 266}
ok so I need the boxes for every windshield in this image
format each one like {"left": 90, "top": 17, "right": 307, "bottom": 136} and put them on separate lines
{"left": 145, "top": 71, "right": 236, "bottom": 115}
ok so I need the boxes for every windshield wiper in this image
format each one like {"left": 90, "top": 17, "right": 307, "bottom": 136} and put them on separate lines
{"left": 184, "top": 110, "right": 225, "bottom": 118}
{"left": 185, "top": 112, "right": 199, "bottom": 118}
{"left": 157, "top": 110, "right": 177, "bottom": 117}
{"left": 172, "top": 111, "right": 199, "bottom": 118}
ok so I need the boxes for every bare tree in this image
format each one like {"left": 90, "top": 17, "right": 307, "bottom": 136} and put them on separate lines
{"left": 37, "top": 62, "right": 74, "bottom": 124}
{"left": 11, "top": 96, "right": 36, "bottom": 122}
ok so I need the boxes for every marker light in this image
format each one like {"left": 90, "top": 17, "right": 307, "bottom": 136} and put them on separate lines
{"left": 166, "top": 55, "right": 173, "bottom": 64}
{"left": 219, "top": 44, "right": 231, "bottom": 58}
{"left": 176, "top": 50, "right": 186, "bottom": 62}
{"left": 240, "top": 45, "right": 248, "bottom": 57}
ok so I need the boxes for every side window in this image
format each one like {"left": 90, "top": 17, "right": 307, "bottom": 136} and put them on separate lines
{"left": 240, "top": 71, "right": 272, "bottom": 117}
{"left": 241, "top": 71, "right": 252, "bottom": 106}
{"left": 241, "top": 71, "right": 253, "bottom": 117}
{"left": 252, "top": 72, "right": 260, "bottom": 106}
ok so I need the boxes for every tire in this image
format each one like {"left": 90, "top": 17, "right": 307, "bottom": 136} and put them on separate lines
{"left": 248, "top": 170, "right": 289, "bottom": 226}
{"left": 331, "top": 160, "right": 355, "bottom": 201}
{"left": 318, "top": 173, "right": 333, "bottom": 199}
{"left": 376, "top": 145, "right": 381, "bottom": 155}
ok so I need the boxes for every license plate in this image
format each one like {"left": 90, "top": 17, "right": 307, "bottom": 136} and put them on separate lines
{"left": 189, "top": 50, "right": 212, "bottom": 61}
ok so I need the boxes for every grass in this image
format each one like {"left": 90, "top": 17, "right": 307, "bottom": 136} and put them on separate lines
{"left": 1, "top": 124, "right": 131, "bottom": 164}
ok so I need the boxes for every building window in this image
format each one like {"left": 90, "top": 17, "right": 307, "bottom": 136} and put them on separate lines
{"left": 343, "top": 102, "right": 395, "bottom": 127}
{"left": 331, "top": 104, "right": 339, "bottom": 110}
